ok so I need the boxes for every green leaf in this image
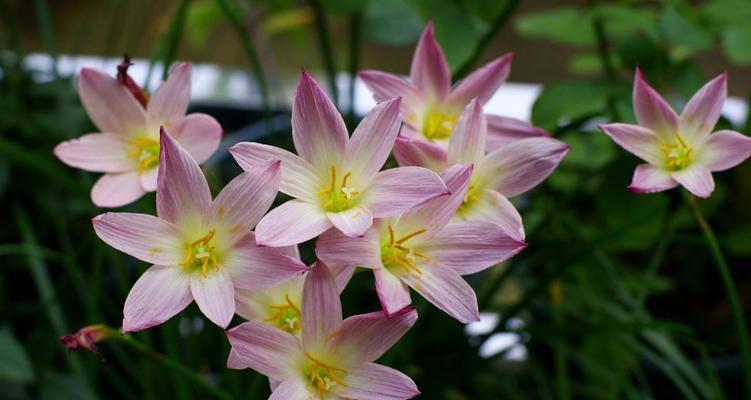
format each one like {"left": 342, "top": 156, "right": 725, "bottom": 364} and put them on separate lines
{"left": 319, "top": 0, "right": 370, "bottom": 13}
{"left": 185, "top": 0, "right": 223, "bottom": 48}
{"left": 531, "top": 81, "right": 610, "bottom": 130}
{"left": 415, "top": 0, "right": 479, "bottom": 70}
{"left": 659, "top": 8, "right": 713, "bottom": 53}
{"left": 702, "top": 0, "right": 751, "bottom": 24}
{"left": 514, "top": 7, "right": 595, "bottom": 47}
{"left": 0, "top": 329, "right": 34, "bottom": 384}
{"left": 569, "top": 53, "right": 602, "bottom": 74}
{"left": 594, "top": 4, "right": 658, "bottom": 40}
{"left": 722, "top": 25, "right": 751, "bottom": 64}
{"left": 41, "top": 372, "right": 98, "bottom": 400}
{"left": 363, "top": 0, "right": 422, "bottom": 46}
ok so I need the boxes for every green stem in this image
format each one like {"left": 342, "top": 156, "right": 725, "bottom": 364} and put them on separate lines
{"left": 161, "top": 0, "right": 191, "bottom": 80}
{"left": 684, "top": 191, "right": 751, "bottom": 399}
{"left": 310, "top": 0, "right": 339, "bottom": 106}
{"left": 32, "top": 0, "right": 58, "bottom": 78}
{"left": 589, "top": 0, "right": 620, "bottom": 121}
{"left": 346, "top": 13, "right": 362, "bottom": 128}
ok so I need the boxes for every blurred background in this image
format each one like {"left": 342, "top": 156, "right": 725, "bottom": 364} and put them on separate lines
{"left": 2, "top": 0, "right": 751, "bottom": 399}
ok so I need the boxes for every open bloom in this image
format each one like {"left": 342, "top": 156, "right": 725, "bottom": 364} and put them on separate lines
{"left": 359, "top": 21, "right": 549, "bottom": 163}
{"left": 316, "top": 164, "right": 527, "bottom": 323}
{"left": 227, "top": 262, "right": 419, "bottom": 400}
{"left": 54, "top": 61, "right": 222, "bottom": 207}
{"left": 231, "top": 71, "right": 448, "bottom": 247}
{"left": 92, "top": 131, "right": 307, "bottom": 331}
{"left": 600, "top": 70, "right": 751, "bottom": 198}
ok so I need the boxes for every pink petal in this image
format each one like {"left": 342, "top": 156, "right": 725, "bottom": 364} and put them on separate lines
{"left": 461, "top": 189, "right": 525, "bottom": 241}
{"left": 91, "top": 172, "right": 146, "bottom": 208}
{"left": 225, "top": 235, "right": 308, "bottom": 289}
{"left": 374, "top": 268, "right": 412, "bottom": 317}
{"left": 92, "top": 212, "right": 182, "bottom": 265}
{"left": 226, "top": 321, "right": 299, "bottom": 381}
{"left": 702, "top": 130, "right": 751, "bottom": 171}
{"left": 363, "top": 167, "right": 448, "bottom": 218}
{"left": 633, "top": 68, "right": 679, "bottom": 137}
{"left": 410, "top": 21, "right": 451, "bottom": 100}
{"left": 226, "top": 349, "right": 248, "bottom": 370}
{"left": 338, "top": 363, "right": 420, "bottom": 400}
{"left": 328, "top": 264, "right": 356, "bottom": 293}
{"left": 421, "top": 221, "right": 526, "bottom": 276}
{"left": 292, "top": 71, "right": 348, "bottom": 169}
{"left": 122, "top": 265, "right": 192, "bottom": 333}
{"left": 628, "top": 164, "right": 678, "bottom": 194}
{"left": 302, "top": 261, "right": 342, "bottom": 351}
{"left": 269, "top": 378, "right": 310, "bottom": 400}
{"left": 77, "top": 68, "right": 147, "bottom": 133}
{"left": 600, "top": 123, "right": 663, "bottom": 165}
{"left": 156, "top": 129, "right": 212, "bottom": 227}
{"left": 447, "top": 53, "right": 513, "bottom": 106}
{"left": 190, "top": 268, "right": 235, "bottom": 328}
{"left": 680, "top": 73, "right": 727, "bottom": 141}
{"left": 346, "top": 98, "right": 402, "bottom": 179}
{"left": 393, "top": 135, "right": 448, "bottom": 171}
{"left": 481, "top": 137, "right": 570, "bottom": 198}
{"left": 147, "top": 63, "right": 191, "bottom": 122}
{"left": 54, "top": 133, "right": 132, "bottom": 173}
{"left": 448, "top": 98, "right": 486, "bottom": 165}
{"left": 255, "top": 200, "right": 332, "bottom": 247}
{"left": 486, "top": 115, "right": 550, "bottom": 151}
{"left": 327, "top": 206, "right": 374, "bottom": 238}
{"left": 171, "top": 113, "right": 222, "bottom": 164}
{"left": 230, "top": 142, "right": 320, "bottom": 202}
{"left": 140, "top": 168, "right": 158, "bottom": 191}
{"left": 359, "top": 70, "right": 415, "bottom": 103}
{"left": 316, "top": 225, "right": 381, "bottom": 267}
{"left": 671, "top": 165, "right": 715, "bottom": 198}
{"left": 330, "top": 307, "right": 417, "bottom": 365}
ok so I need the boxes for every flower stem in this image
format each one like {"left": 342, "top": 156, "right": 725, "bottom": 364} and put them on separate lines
{"left": 310, "top": 0, "right": 339, "bottom": 106}
{"left": 684, "top": 191, "right": 751, "bottom": 399}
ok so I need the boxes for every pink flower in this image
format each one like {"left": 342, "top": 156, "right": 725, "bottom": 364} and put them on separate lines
{"left": 92, "top": 131, "right": 307, "bottom": 332}
{"left": 230, "top": 71, "right": 448, "bottom": 247}
{"left": 60, "top": 324, "right": 113, "bottom": 354}
{"left": 227, "top": 262, "right": 420, "bottom": 399}
{"left": 316, "top": 164, "right": 527, "bottom": 323}
{"left": 359, "top": 21, "right": 549, "bottom": 163}
{"left": 600, "top": 70, "right": 751, "bottom": 198}
{"left": 54, "top": 62, "right": 222, "bottom": 208}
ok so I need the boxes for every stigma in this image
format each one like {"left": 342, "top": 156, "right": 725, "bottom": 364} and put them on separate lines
{"left": 127, "top": 136, "right": 160, "bottom": 172}
{"left": 264, "top": 294, "right": 301, "bottom": 334}
{"left": 381, "top": 225, "right": 429, "bottom": 275}
{"left": 317, "top": 165, "right": 360, "bottom": 212}
{"left": 180, "top": 229, "right": 219, "bottom": 277}
{"left": 304, "top": 352, "right": 348, "bottom": 397}
{"left": 661, "top": 133, "right": 693, "bottom": 171}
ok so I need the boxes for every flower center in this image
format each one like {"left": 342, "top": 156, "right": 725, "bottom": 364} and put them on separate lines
{"left": 264, "top": 294, "right": 301, "bottom": 335}
{"left": 423, "top": 111, "right": 458, "bottom": 141}
{"left": 304, "top": 352, "right": 348, "bottom": 397}
{"left": 180, "top": 229, "right": 219, "bottom": 277}
{"left": 660, "top": 133, "right": 693, "bottom": 171}
{"left": 457, "top": 184, "right": 482, "bottom": 218}
{"left": 380, "top": 225, "right": 429, "bottom": 275}
{"left": 127, "top": 136, "right": 160, "bottom": 172}
{"left": 317, "top": 165, "right": 360, "bottom": 212}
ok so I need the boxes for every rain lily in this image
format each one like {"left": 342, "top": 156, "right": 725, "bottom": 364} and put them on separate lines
{"left": 600, "top": 70, "right": 751, "bottom": 198}
{"left": 231, "top": 71, "right": 448, "bottom": 247}
{"left": 359, "top": 21, "right": 549, "bottom": 164}
{"left": 54, "top": 61, "right": 222, "bottom": 207}
{"left": 227, "top": 262, "right": 420, "bottom": 399}
{"left": 92, "top": 131, "right": 307, "bottom": 331}
{"left": 316, "top": 164, "right": 527, "bottom": 323}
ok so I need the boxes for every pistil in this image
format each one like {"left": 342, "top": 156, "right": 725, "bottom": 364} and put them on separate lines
{"left": 381, "top": 225, "right": 429, "bottom": 275}
{"left": 317, "top": 165, "right": 360, "bottom": 212}
{"left": 263, "top": 294, "right": 301, "bottom": 334}
{"left": 304, "top": 352, "right": 348, "bottom": 397}
{"left": 423, "top": 111, "right": 459, "bottom": 141}
{"left": 127, "top": 136, "right": 160, "bottom": 172}
{"left": 180, "top": 229, "right": 219, "bottom": 277}
{"left": 661, "top": 133, "right": 693, "bottom": 171}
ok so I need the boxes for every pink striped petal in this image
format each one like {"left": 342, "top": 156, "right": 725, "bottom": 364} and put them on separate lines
{"left": 448, "top": 99, "right": 486, "bottom": 165}
{"left": 255, "top": 200, "right": 332, "bottom": 247}
{"left": 140, "top": 168, "right": 158, "bottom": 191}
{"left": 171, "top": 113, "right": 222, "bottom": 164}
{"left": 328, "top": 206, "right": 374, "bottom": 238}
{"left": 633, "top": 68, "right": 679, "bottom": 137}
{"left": 410, "top": 21, "right": 451, "bottom": 100}
{"left": 156, "top": 129, "right": 212, "bottom": 226}
{"left": 122, "top": 265, "right": 192, "bottom": 333}
{"left": 269, "top": 378, "right": 310, "bottom": 400}
{"left": 393, "top": 135, "right": 448, "bottom": 171}
{"left": 226, "top": 349, "right": 247, "bottom": 369}
{"left": 225, "top": 235, "right": 308, "bottom": 289}
{"left": 359, "top": 70, "right": 415, "bottom": 103}
{"left": 421, "top": 221, "right": 526, "bottom": 276}
{"left": 462, "top": 189, "right": 525, "bottom": 241}
{"left": 374, "top": 268, "right": 412, "bottom": 317}
{"left": 671, "top": 166, "right": 715, "bottom": 198}
{"left": 92, "top": 212, "right": 182, "bottom": 265}
{"left": 600, "top": 123, "right": 663, "bottom": 165}
{"left": 91, "top": 172, "right": 146, "bottom": 208}
{"left": 292, "top": 71, "right": 348, "bottom": 169}
{"left": 54, "top": 133, "right": 132, "bottom": 173}
{"left": 701, "top": 130, "right": 751, "bottom": 171}
{"left": 329, "top": 264, "right": 356, "bottom": 293}
{"left": 481, "top": 137, "right": 570, "bottom": 198}
{"left": 330, "top": 307, "right": 417, "bottom": 365}
{"left": 226, "top": 321, "right": 299, "bottom": 381}
{"left": 190, "top": 269, "right": 235, "bottom": 328}
{"left": 346, "top": 98, "right": 402, "bottom": 179}
{"left": 338, "top": 363, "right": 420, "bottom": 400}
{"left": 680, "top": 73, "right": 727, "bottom": 141}
{"left": 77, "top": 68, "right": 147, "bottom": 134}
{"left": 148, "top": 63, "right": 191, "bottom": 122}
{"left": 447, "top": 53, "right": 513, "bottom": 106}
{"left": 302, "top": 262, "right": 342, "bottom": 351}
{"left": 486, "top": 115, "right": 550, "bottom": 151}
{"left": 316, "top": 226, "right": 381, "bottom": 268}
{"left": 628, "top": 164, "right": 678, "bottom": 194}
{"left": 364, "top": 167, "right": 448, "bottom": 218}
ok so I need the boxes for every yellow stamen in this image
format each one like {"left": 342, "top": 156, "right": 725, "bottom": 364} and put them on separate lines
{"left": 304, "top": 352, "right": 348, "bottom": 397}
{"left": 660, "top": 132, "right": 694, "bottom": 171}
{"left": 126, "top": 136, "right": 160, "bottom": 172}
{"left": 180, "top": 229, "right": 219, "bottom": 277}
{"left": 263, "top": 294, "right": 301, "bottom": 334}
{"left": 423, "top": 111, "right": 459, "bottom": 141}
{"left": 317, "top": 165, "right": 360, "bottom": 212}
{"left": 381, "top": 225, "right": 428, "bottom": 276}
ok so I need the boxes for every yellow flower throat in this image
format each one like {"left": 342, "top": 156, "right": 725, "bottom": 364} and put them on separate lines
{"left": 661, "top": 133, "right": 693, "bottom": 171}
{"left": 423, "top": 111, "right": 458, "bottom": 141}
{"left": 264, "top": 294, "right": 301, "bottom": 334}
{"left": 180, "top": 229, "right": 219, "bottom": 277}
{"left": 127, "top": 136, "right": 160, "bottom": 172}
{"left": 304, "top": 352, "right": 348, "bottom": 397}
{"left": 381, "top": 225, "right": 429, "bottom": 275}
{"left": 317, "top": 165, "right": 360, "bottom": 212}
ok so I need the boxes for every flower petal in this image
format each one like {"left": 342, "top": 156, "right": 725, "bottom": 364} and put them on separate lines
{"left": 410, "top": 21, "right": 451, "bottom": 100}
{"left": 700, "top": 130, "right": 751, "bottom": 172}
{"left": 302, "top": 261, "right": 342, "bottom": 351}
{"left": 77, "top": 68, "right": 147, "bottom": 133}
{"left": 393, "top": 135, "right": 448, "bottom": 171}
{"left": 225, "top": 235, "right": 308, "bottom": 289}
{"left": 374, "top": 268, "right": 412, "bottom": 317}
{"left": 269, "top": 378, "right": 310, "bottom": 400}
{"left": 486, "top": 115, "right": 550, "bottom": 151}
{"left": 330, "top": 307, "right": 417, "bottom": 365}
{"left": 316, "top": 226, "right": 381, "bottom": 268}
{"left": 190, "top": 268, "right": 235, "bottom": 328}
{"left": 329, "top": 264, "right": 356, "bottom": 293}
{"left": 226, "top": 349, "right": 248, "bottom": 370}
{"left": 461, "top": 189, "right": 525, "bottom": 241}
{"left": 226, "top": 321, "right": 299, "bottom": 381}
{"left": 359, "top": 70, "right": 415, "bottom": 103}
{"left": 448, "top": 98, "right": 486, "bottom": 165}
{"left": 633, "top": 68, "right": 679, "bottom": 138}
{"left": 481, "top": 136, "right": 570, "bottom": 198}
{"left": 171, "top": 113, "right": 222, "bottom": 164}
{"left": 363, "top": 167, "right": 448, "bottom": 218}
{"left": 328, "top": 206, "right": 374, "bottom": 238}
{"left": 91, "top": 172, "right": 147, "bottom": 208}
{"left": 420, "top": 221, "right": 526, "bottom": 276}
{"left": 92, "top": 212, "right": 182, "bottom": 265}
{"left": 346, "top": 97, "right": 402, "bottom": 180}
{"left": 447, "top": 53, "right": 512, "bottom": 106}
{"left": 338, "top": 363, "right": 420, "bottom": 400}
{"left": 140, "top": 168, "right": 158, "bottom": 191}
{"left": 292, "top": 71, "right": 348, "bottom": 168}
{"left": 122, "top": 265, "right": 192, "bottom": 333}
{"left": 628, "top": 164, "right": 678, "bottom": 194}
{"left": 255, "top": 200, "right": 332, "bottom": 247}
{"left": 680, "top": 73, "right": 727, "bottom": 142}
{"left": 671, "top": 165, "right": 715, "bottom": 198}
{"left": 599, "top": 123, "right": 663, "bottom": 165}
{"left": 54, "top": 133, "right": 132, "bottom": 173}
{"left": 147, "top": 62, "right": 191, "bottom": 122}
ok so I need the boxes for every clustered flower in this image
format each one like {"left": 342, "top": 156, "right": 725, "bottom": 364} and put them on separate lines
{"left": 55, "top": 22, "right": 751, "bottom": 400}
